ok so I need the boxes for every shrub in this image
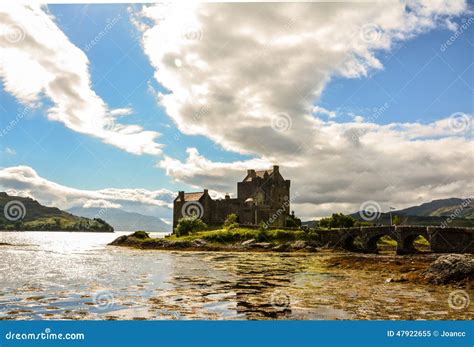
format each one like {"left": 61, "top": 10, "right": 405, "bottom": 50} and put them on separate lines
{"left": 354, "top": 220, "right": 373, "bottom": 227}
{"left": 131, "top": 231, "right": 150, "bottom": 239}
{"left": 286, "top": 211, "right": 302, "bottom": 227}
{"left": 223, "top": 213, "right": 239, "bottom": 230}
{"left": 175, "top": 216, "right": 208, "bottom": 237}
{"left": 256, "top": 228, "right": 269, "bottom": 242}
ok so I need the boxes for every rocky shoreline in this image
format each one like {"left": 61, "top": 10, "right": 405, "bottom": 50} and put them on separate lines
{"left": 109, "top": 233, "right": 318, "bottom": 253}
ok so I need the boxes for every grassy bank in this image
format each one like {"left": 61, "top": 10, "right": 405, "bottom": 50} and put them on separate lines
{"left": 166, "top": 227, "right": 317, "bottom": 243}
{"left": 109, "top": 228, "right": 321, "bottom": 252}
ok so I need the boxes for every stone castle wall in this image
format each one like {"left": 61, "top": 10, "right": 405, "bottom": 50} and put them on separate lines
{"left": 173, "top": 166, "right": 291, "bottom": 228}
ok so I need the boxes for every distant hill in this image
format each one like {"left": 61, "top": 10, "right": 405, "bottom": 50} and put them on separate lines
{"left": 0, "top": 192, "right": 114, "bottom": 232}
{"left": 393, "top": 198, "right": 473, "bottom": 219}
{"left": 67, "top": 207, "right": 171, "bottom": 232}
{"left": 350, "top": 212, "right": 474, "bottom": 227}
{"left": 304, "top": 197, "right": 474, "bottom": 228}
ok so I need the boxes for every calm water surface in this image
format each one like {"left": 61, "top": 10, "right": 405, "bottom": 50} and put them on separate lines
{"left": 0, "top": 232, "right": 472, "bottom": 320}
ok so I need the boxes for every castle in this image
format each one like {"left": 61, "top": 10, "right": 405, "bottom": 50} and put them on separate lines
{"left": 173, "top": 166, "right": 291, "bottom": 229}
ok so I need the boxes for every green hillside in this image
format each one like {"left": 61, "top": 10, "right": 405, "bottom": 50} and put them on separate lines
{"left": 394, "top": 198, "right": 473, "bottom": 219}
{"left": 354, "top": 212, "right": 474, "bottom": 227}
{"left": 0, "top": 193, "right": 114, "bottom": 232}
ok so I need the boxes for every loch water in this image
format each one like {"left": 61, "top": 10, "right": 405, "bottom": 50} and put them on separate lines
{"left": 0, "top": 232, "right": 472, "bottom": 320}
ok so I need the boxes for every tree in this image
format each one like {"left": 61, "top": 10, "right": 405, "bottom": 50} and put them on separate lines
{"left": 392, "top": 215, "right": 402, "bottom": 226}
{"left": 319, "top": 213, "right": 355, "bottom": 228}
{"left": 223, "top": 213, "right": 239, "bottom": 229}
{"left": 175, "top": 216, "right": 208, "bottom": 237}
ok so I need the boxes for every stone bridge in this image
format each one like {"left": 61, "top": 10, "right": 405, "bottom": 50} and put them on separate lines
{"left": 318, "top": 226, "right": 474, "bottom": 254}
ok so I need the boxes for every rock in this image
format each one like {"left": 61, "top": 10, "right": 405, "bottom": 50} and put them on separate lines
{"left": 424, "top": 254, "right": 474, "bottom": 284}
{"left": 164, "top": 240, "right": 193, "bottom": 249}
{"left": 291, "top": 240, "right": 308, "bottom": 250}
{"left": 242, "top": 239, "right": 256, "bottom": 246}
{"left": 305, "top": 246, "right": 317, "bottom": 253}
{"left": 192, "top": 239, "right": 207, "bottom": 247}
{"left": 395, "top": 275, "right": 408, "bottom": 283}
{"left": 272, "top": 243, "right": 291, "bottom": 252}
{"left": 388, "top": 275, "right": 408, "bottom": 283}
{"left": 251, "top": 242, "right": 272, "bottom": 249}
{"left": 109, "top": 235, "right": 129, "bottom": 245}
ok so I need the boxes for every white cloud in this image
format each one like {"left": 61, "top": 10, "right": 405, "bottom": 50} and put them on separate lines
{"left": 135, "top": 2, "right": 472, "bottom": 219}
{"left": 0, "top": 4, "right": 162, "bottom": 155}
{"left": 0, "top": 166, "right": 175, "bottom": 217}
{"left": 82, "top": 199, "right": 122, "bottom": 209}
{"left": 313, "top": 106, "right": 337, "bottom": 119}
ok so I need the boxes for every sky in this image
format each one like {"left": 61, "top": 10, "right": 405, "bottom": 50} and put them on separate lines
{"left": 0, "top": 1, "right": 473, "bottom": 222}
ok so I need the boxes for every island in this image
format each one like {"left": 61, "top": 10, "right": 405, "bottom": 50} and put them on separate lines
{"left": 0, "top": 192, "right": 114, "bottom": 232}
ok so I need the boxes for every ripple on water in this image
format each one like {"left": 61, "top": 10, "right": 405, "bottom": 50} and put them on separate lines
{"left": 1, "top": 232, "right": 473, "bottom": 320}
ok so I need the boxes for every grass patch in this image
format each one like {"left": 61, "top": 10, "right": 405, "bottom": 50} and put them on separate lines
{"left": 166, "top": 227, "right": 318, "bottom": 244}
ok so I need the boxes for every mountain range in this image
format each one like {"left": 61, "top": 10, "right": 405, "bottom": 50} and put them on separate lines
{"left": 390, "top": 198, "right": 473, "bottom": 219}
{"left": 355, "top": 198, "right": 473, "bottom": 227}
{"left": 304, "top": 197, "right": 473, "bottom": 227}
{"left": 67, "top": 207, "right": 171, "bottom": 232}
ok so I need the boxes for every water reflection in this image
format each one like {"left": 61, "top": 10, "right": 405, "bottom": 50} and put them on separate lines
{"left": 0, "top": 232, "right": 472, "bottom": 320}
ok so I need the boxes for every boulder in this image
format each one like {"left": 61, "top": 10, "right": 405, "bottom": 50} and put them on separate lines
{"left": 242, "top": 239, "right": 256, "bottom": 246}
{"left": 165, "top": 240, "right": 193, "bottom": 249}
{"left": 291, "top": 240, "right": 308, "bottom": 250}
{"left": 272, "top": 243, "right": 291, "bottom": 252}
{"left": 424, "top": 254, "right": 474, "bottom": 284}
{"left": 109, "top": 235, "right": 129, "bottom": 246}
{"left": 305, "top": 246, "right": 317, "bottom": 253}
{"left": 251, "top": 242, "right": 272, "bottom": 249}
{"left": 192, "top": 239, "right": 207, "bottom": 247}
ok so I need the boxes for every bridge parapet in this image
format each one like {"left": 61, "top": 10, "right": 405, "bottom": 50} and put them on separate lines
{"left": 317, "top": 225, "right": 474, "bottom": 254}
{"left": 428, "top": 227, "right": 474, "bottom": 254}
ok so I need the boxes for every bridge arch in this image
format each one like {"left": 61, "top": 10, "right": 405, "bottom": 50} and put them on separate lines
{"left": 365, "top": 233, "right": 399, "bottom": 254}
{"left": 358, "top": 226, "right": 398, "bottom": 253}
{"left": 397, "top": 227, "right": 431, "bottom": 254}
